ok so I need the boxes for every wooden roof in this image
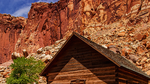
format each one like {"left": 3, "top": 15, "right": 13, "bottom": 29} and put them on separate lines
{"left": 40, "top": 32, "right": 150, "bottom": 79}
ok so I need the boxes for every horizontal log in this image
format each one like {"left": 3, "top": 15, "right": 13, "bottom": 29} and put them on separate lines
{"left": 86, "top": 79, "right": 116, "bottom": 84}
{"left": 118, "top": 82, "right": 126, "bottom": 84}
{"left": 64, "top": 46, "right": 93, "bottom": 53}
{"left": 49, "top": 63, "right": 114, "bottom": 73}
{"left": 63, "top": 46, "right": 97, "bottom": 54}
{"left": 117, "top": 77, "right": 127, "bottom": 81}
{"left": 53, "top": 55, "right": 108, "bottom": 65}
{"left": 61, "top": 53, "right": 101, "bottom": 60}
{"left": 57, "top": 60, "right": 113, "bottom": 68}
{"left": 50, "top": 75, "right": 115, "bottom": 81}
{"left": 55, "top": 59, "right": 111, "bottom": 68}
{"left": 49, "top": 81, "right": 70, "bottom": 84}
{"left": 49, "top": 79, "right": 116, "bottom": 84}
{"left": 118, "top": 68, "right": 149, "bottom": 81}
{"left": 117, "top": 72, "right": 147, "bottom": 83}
{"left": 117, "top": 77, "right": 140, "bottom": 84}
{"left": 48, "top": 68, "right": 116, "bottom": 81}
{"left": 48, "top": 70, "right": 115, "bottom": 79}
{"left": 51, "top": 58, "right": 113, "bottom": 69}
{"left": 56, "top": 56, "right": 109, "bottom": 64}
{"left": 47, "top": 66, "right": 116, "bottom": 76}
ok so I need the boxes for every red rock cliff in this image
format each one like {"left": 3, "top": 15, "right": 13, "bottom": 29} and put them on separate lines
{"left": 15, "top": 0, "right": 83, "bottom": 54}
{"left": 0, "top": 14, "right": 26, "bottom": 63}
{"left": 15, "top": 0, "right": 150, "bottom": 54}
{"left": 1, "top": 0, "right": 150, "bottom": 63}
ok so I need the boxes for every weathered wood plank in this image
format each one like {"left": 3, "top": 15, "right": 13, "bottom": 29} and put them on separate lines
{"left": 47, "top": 66, "right": 116, "bottom": 76}
{"left": 55, "top": 56, "right": 110, "bottom": 66}
{"left": 117, "top": 77, "right": 140, "bottom": 84}
{"left": 49, "top": 74, "right": 115, "bottom": 81}
{"left": 48, "top": 67, "right": 116, "bottom": 81}
{"left": 118, "top": 68, "right": 148, "bottom": 82}
{"left": 49, "top": 79, "right": 116, "bottom": 84}
{"left": 86, "top": 79, "right": 116, "bottom": 84}
{"left": 59, "top": 52, "right": 104, "bottom": 60}
{"left": 48, "top": 69, "right": 115, "bottom": 78}
{"left": 118, "top": 82, "right": 126, "bottom": 84}
{"left": 117, "top": 72, "right": 147, "bottom": 83}
{"left": 49, "top": 63, "right": 114, "bottom": 73}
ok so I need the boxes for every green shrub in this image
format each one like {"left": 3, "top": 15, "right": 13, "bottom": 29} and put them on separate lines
{"left": 6, "top": 57, "right": 45, "bottom": 84}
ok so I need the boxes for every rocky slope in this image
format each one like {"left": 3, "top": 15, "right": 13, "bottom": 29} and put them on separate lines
{"left": 0, "top": 39, "right": 65, "bottom": 84}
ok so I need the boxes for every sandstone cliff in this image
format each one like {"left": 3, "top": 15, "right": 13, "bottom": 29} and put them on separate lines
{"left": 0, "top": 14, "right": 26, "bottom": 63}
{"left": 15, "top": 0, "right": 150, "bottom": 55}
{"left": 1, "top": 0, "right": 150, "bottom": 67}
{"left": 14, "top": 1, "right": 82, "bottom": 55}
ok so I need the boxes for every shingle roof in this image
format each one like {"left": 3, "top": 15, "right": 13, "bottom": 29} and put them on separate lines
{"left": 40, "top": 32, "right": 150, "bottom": 79}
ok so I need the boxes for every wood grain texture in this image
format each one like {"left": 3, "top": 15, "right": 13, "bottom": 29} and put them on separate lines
{"left": 47, "top": 37, "right": 116, "bottom": 84}
{"left": 116, "top": 68, "right": 148, "bottom": 84}
{"left": 45, "top": 36, "right": 149, "bottom": 84}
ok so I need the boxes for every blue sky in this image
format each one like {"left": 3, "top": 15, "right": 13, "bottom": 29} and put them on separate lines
{"left": 0, "top": 0, "right": 59, "bottom": 18}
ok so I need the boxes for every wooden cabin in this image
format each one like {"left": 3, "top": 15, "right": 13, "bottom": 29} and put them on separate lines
{"left": 40, "top": 32, "right": 150, "bottom": 84}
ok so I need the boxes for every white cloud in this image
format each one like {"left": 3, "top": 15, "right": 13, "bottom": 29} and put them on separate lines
{"left": 12, "top": 5, "right": 31, "bottom": 18}
{"left": 11, "top": 0, "right": 59, "bottom": 18}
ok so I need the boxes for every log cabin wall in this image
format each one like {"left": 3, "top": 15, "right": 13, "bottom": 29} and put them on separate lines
{"left": 46, "top": 36, "right": 117, "bottom": 84}
{"left": 116, "top": 68, "right": 148, "bottom": 84}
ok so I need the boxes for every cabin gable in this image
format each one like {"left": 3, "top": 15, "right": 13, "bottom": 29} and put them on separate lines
{"left": 46, "top": 36, "right": 116, "bottom": 84}
{"left": 40, "top": 32, "right": 150, "bottom": 84}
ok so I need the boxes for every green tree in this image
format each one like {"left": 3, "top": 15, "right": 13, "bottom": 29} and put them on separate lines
{"left": 6, "top": 57, "right": 45, "bottom": 84}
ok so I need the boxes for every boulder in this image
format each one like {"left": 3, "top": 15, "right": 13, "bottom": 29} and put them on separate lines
{"left": 140, "top": 57, "right": 147, "bottom": 63}
{"left": 2, "top": 72, "right": 9, "bottom": 78}
{"left": 136, "top": 45, "right": 148, "bottom": 55}
{"left": 44, "top": 50, "right": 51, "bottom": 55}
{"left": 41, "top": 55, "right": 53, "bottom": 63}
{"left": 22, "top": 49, "right": 28, "bottom": 57}
{"left": 128, "top": 54, "right": 139, "bottom": 63}
{"left": 0, "top": 69, "right": 4, "bottom": 72}
{"left": 11, "top": 52, "right": 23, "bottom": 60}
{"left": 108, "top": 45, "right": 120, "bottom": 54}
{"left": 118, "top": 32, "right": 126, "bottom": 37}
{"left": 146, "top": 42, "right": 150, "bottom": 49}
{"left": 37, "top": 48, "right": 43, "bottom": 54}
{"left": 146, "top": 70, "right": 150, "bottom": 75}
{"left": 134, "top": 33, "right": 147, "bottom": 41}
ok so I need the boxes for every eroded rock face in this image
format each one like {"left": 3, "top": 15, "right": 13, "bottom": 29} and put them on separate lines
{"left": 14, "top": 0, "right": 150, "bottom": 55}
{"left": 1, "top": 0, "right": 150, "bottom": 64}
{"left": 0, "top": 14, "right": 26, "bottom": 63}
